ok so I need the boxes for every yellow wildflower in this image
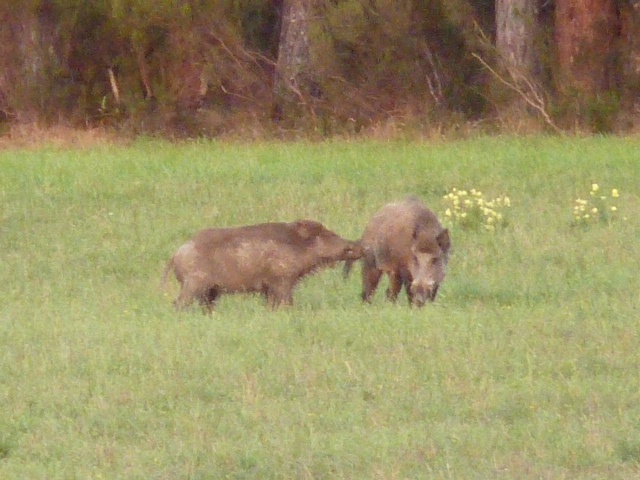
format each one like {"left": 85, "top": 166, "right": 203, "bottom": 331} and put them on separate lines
{"left": 612, "top": 189, "right": 619, "bottom": 198}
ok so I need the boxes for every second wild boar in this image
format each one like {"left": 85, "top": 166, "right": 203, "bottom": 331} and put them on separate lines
{"left": 162, "top": 219, "right": 363, "bottom": 313}
{"left": 345, "top": 197, "right": 451, "bottom": 306}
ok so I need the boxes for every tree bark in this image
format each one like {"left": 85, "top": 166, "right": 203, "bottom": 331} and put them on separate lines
{"left": 620, "top": 2, "right": 640, "bottom": 104}
{"left": 495, "top": 0, "right": 537, "bottom": 77}
{"left": 0, "top": 1, "right": 66, "bottom": 123}
{"left": 555, "top": 0, "right": 619, "bottom": 95}
{"left": 273, "top": 0, "right": 313, "bottom": 120}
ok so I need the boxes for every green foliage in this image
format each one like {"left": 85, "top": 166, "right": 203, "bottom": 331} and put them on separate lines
{"left": 314, "top": 0, "right": 487, "bottom": 126}
{"left": 551, "top": 89, "right": 622, "bottom": 134}
{"left": 1, "top": 137, "right": 640, "bottom": 478}
{"left": 585, "top": 92, "right": 621, "bottom": 134}
{"left": 2, "top": 0, "right": 639, "bottom": 134}
{"left": 233, "top": 0, "right": 281, "bottom": 53}
{"left": 0, "top": 0, "right": 496, "bottom": 134}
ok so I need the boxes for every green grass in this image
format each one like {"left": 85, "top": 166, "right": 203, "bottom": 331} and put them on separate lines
{"left": 1, "top": 136, "right": 639, "bottom": 479}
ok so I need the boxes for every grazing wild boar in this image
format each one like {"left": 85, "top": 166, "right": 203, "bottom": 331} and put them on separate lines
{"left": 345, "top": 197, "right": 451, "bottom": 306}
{"left": 162, "top": 220, "right": 363, "bottom": 313}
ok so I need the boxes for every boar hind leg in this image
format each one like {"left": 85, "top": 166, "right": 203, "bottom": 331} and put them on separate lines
{"left": 174, "top": 278, "right": 205, "bottom": 312}
{"left": 174, "top": 285, "right": 196, "bottom": 311}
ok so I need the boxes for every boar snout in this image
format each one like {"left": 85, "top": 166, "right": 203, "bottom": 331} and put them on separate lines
{"left": 341, "top": 243, "right": 364, "bottom": 278}
{"left": 322, "top": 240, "right": 363, "bottom": 265}
{"left": 344, "top": 242, "right": 364, "bottom": 260}
{"left": 409, "top": 280, "right": 439, "bottom": 307}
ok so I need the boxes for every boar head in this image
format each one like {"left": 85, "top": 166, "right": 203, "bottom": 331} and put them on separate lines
{"left": 293, "top": 220, "right": 363, "bottom": 264}
{"left": 408, "top": 227, "right": 451, "bottom": 306}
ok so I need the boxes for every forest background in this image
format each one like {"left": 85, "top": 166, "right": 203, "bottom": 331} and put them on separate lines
{"left": 1, "top": 0, "right": 639, "bottom": 139}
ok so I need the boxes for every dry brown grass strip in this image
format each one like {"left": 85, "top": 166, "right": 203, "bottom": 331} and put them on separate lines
{"left": 0, "top": 124, "right": 122, "bottom": 150}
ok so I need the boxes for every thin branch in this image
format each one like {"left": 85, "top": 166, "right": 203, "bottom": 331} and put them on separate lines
{"left": 205, "top": 31, "right": 243, "bottom": 68}
{"left": 132, "top": 40, "right": 153, "bottom": 99}
{"left": 472, "top": 52, "right": 561, "bottom": 134}
{"left": 107, "top": 68, "right": 120, "bottom": 105}
{"left": 421, "top": 42, "right": 444, "bottom": 107}
{"left": 278, "top": 74, "right": 318, "bottom": 122}
{"left": 471, "top": 21, "right": 562, "bottom": 134}
{"left": 206, "top": 30, "right": 277, "bottom": 69}
{"left": 220, "top": 84, "right": 252, "bottom": 102}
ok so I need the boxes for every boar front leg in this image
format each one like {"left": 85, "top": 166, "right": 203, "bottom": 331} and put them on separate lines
{"left": 386, "top": 270, "right": 403, "bottom": 302}
{"left": 401, "top": 271, "right": 416, "bottom": 305}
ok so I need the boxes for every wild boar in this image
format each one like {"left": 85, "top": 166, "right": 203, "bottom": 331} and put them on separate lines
{"left": 345, "top": 197, "right": 451, "bottom": 306}
{"left": 162, "top": 220, "right": 363, "bottom": 313}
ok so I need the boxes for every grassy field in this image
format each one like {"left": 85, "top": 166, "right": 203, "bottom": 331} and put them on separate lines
{"left": 1, "top": 136, "right": 639, "bottom": 479}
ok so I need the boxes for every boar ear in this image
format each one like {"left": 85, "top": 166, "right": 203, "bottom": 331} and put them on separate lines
{"left": 293, "top": 220, "right": 323, "bottom": 239}
{"left": 436, "top": 228, "right": 451, "bottom": 253}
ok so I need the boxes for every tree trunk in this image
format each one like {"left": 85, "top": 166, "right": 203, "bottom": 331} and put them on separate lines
{"left": 495, "top": 0, "right": 537, "bottom": 77}
{"left": 620, "top": 2, "right": 640, "bottom": 106}
{"left": 555, "top": 0, "right": 619, "bottom": 95}
{"left": 0, "top": 1, "right": 66, "bottom": 123}
{"left": 273, "top": 0, "right": 313, "bottom": 121}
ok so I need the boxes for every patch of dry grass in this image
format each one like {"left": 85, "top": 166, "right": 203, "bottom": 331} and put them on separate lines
{"left": 0, "top": 124, "right": 122, "bottom": 150}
